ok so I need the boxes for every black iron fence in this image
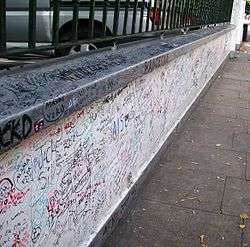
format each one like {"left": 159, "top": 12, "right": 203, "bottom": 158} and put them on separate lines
{"left": 0, "top": 0, "right": 234, "bottom": 57}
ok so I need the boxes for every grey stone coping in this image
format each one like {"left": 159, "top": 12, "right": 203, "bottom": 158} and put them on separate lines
{"left": 0, "top": 24, "right": 235, "bottom": 154}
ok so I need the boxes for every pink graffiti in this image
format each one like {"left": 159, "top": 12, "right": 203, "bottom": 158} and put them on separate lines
{"left": 12, "top": 231, "right": 30, "bottom": 247}
{"left": 47, "top": 191, "right": 61, "bottom": 216}
{"left": 0, "top": 188, "right": 29, "bottom": 213}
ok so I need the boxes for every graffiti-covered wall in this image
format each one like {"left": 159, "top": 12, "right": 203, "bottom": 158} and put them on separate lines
{"left": 0, "top": 30, "right": 234, "bottom": 247}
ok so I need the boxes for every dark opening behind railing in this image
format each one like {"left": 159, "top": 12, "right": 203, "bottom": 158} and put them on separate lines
{"left": 0, "top": 0, "right": 234, "bottom": 57}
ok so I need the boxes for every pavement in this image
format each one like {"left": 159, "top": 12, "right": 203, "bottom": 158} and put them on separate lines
{"left": 104, "top": 47, "right": 250, "bottom": 247}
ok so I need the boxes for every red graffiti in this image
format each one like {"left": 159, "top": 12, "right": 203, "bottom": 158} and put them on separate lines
{"left": 12, "top": 231, "right": 30, "bottom": 247}
{"left": 0, "top": 188, "right": 29, "bottom": 213}
{"left": 49, "top": 127, "right": 62, "bottom": 137}
{"left": 47, "top": 192, "right": 60, "bottom": 215}
{"left": 64, "top": 120, "right": 76, "bottom": 130}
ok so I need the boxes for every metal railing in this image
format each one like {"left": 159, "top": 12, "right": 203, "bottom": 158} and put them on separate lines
{"left": 0, "top": 0, "right": 234, "bottom": 57}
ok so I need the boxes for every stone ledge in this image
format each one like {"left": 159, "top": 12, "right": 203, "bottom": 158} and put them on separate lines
{"left": 0, "top": 24, "right": 235, "bottom": 154}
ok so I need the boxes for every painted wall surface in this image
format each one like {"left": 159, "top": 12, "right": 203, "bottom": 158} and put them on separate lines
{"left": 231, "top": 0, "right": 246, "bottom": 46}
{"left": 0, "top": 30, "right": 234, "bottom": 247}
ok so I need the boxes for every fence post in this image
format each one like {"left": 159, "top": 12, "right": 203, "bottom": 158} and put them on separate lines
{"left": 0, "top": 0, "right": 6, "bottom": 55}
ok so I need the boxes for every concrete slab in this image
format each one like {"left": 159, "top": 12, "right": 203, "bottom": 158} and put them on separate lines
{"left": 200, "top": 89, "right": 249, "bottom": 109}
{"left": 164, "top": 145, "right": 246, "bottom": 179}
{"left": 185, "top": 112, "right": 248, "bottom": 134}
{"left": 104, "top": 199, "right": 242, "bottom": 247}
{"left": 222, "top": 177, "right": 250, "bottom": 216}
{"left": 194, "top": 102, "right": 238, "bottom": 119}
{"left": 211, "top": 77, "right": 250, "bottom": 94}
{"left": 169, "top": 127, "right": 233, "bottom": 155}
{"left": 141, "top": 164, "right": 225, "bottom": 212}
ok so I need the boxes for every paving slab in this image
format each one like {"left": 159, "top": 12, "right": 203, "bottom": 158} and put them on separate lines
{"left": 104, "top": 199, "right": 242, "bottom": 247}
{"left": 222, "top": 177, "right": 250, "bottom": 216}
{"left": 200, "top": 89, "right": 249, "bottom": 109}
{"left": 164, "top": 145, "right": 246, "bottom": 179}
{"left": 169, "top": 127, "right": 233, "bottom": 155}
{"left": 236, "top": 107, "right": 250, "bottom": 121}
{"left": 141, "top": 164, "right": 225, "bottom": 212}
{"left": 184, "top": 112, "right": 248, "bottom": 134}
{"left": 211, "top": 77, "right": 250, "bottom": 93}
{"left": 232, "top": 132, "right": 250, "bottom": 153}
{"left": 194, "top": 101, "right": 238, "bottom": 119}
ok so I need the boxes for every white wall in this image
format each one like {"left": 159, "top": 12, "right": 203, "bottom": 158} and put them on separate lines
{"left": 231, "top": 0, "right": 247, "bottom": 47}
{"left": 0, "top": 30, "right": 235, "bottom": 247}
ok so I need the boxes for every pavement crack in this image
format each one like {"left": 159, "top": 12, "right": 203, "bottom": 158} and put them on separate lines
{"left": 219, "top": 176, "right": 228, "bottom": 215}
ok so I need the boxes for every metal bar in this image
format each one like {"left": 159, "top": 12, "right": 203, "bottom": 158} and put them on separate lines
{"left": 199, "top": 0, "right": 204, "bottom": 25}
{"left": 184, "top": 0, "right": 190, "bottom": 27}
{"left": 102, "top": 0, "right": 108, "bottom": 36}
{"left": 161, "top": 0, "right": 168, "bottom": 30}
{"left": 139, "top": 0, "right": 146, "bottom": 32}
{"left": 52, "top": 0, "right": 60, "bottom": 46}
{"left": 72, "top": 0, "right": 79, "bottom": 42}
{"left": 166, "top": 0, "right": 172, "bottom": 29}
{"left": 131, "top": 0, "right": 139, "bottom": 34}
{"left": 146, "top": 0, "right": 151, "bottom": 31}
{"left": 123, "top": 0, "right": 130, "bottom": 34}
{"left": 157, "top": 0, "right": 163, "bottom": 30}
{"left": 179, "top": 0, "right": 185, "bottom": 27}
{"left": 113, "top": 0, "right": 121, "bottom": 35}
{"left": 0, "top": 0, "right": 6, "bottom": 54}
{"left": 28, "top": 0, "right": 37, "bottom": 48}
{"left": 188, "top": 0, "right": 194, "bottom": 27}
{"left": 151, "top": 0, "right": 158, "bottom": 31}
{"left": 176, "top": 0, "right": 181, "bottom": 28}
{"left": 89, "top": 0, "right": 95, "bottom": 38}
{"left": 170, "top": 0, "right": 176, "bottom": 29}
{"left": 228, "top": 0, "right": 234, "bottom": 22}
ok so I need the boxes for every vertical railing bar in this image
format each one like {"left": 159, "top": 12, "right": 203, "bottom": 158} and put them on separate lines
{"left": 139, "top": 0, "right": 145, "bottom": 32}
{"left": 205, "top": 0, "right": 208, "bottom": 24}
{"left": 157, "top": 0, "right": 163, "bottom": 30}
{"left": 220, "top": 0, "right": 224, "bottom": 23}
{"left": 145, "top": 0, "right": 151, "bottom": 31}
{"left": 52, "top": 0, "right": 60, "bottom": 46}
{"left": 179, "top": 0, "right": 185, "bottom": 27}
{"left": 189, "top": 0, "right": 195, "bottom": 26}
{"left": 176, "top": 0, "right": 181, "bottom": 28}
{"left": 28, "top": 0, "right": 37, "bottom": 48}
{"left": 199, "top": 0, "right": 204, "bottom": 26}
{"left": 0, "top": 0, "right": 6, "bottom": 54}
{"left": 161, "top": 0, "right": 168, "bottom": 30}
{"left": 166, "top": 0, "right": 172, "bottom": 29}
{"left": 186, "top": 0, "right": 192, "bottom": 27}
{"left": 226, "top": 0, "right": 230, "bottom": 22}
{"left": 123, "top": 0, "right": 130, "bottom": 34}
{"left": 221, "top": 0, "right": 224, "bottom": 23}
{"left": 170, "top": 0, "right": 176, "bottom": 29}
{"left": 131, "top": 0, "right": 139, "bottom": 34}
{"left": 213, "top": 0, "right": 217, "bottom": 24}
{"left": 213, "top": 0, "right": 216, "bottom": 24}
{"left": 102, "top": 0, "right": 108, "bottom": 36}
{"left": 72, "top": 0, "right": 79, "bottom": 42}
{"left": 183, "top": 0, "right": 189, "bottom": 27}
{"left": 151, "top": 0, "right": 157, "bottom": 31}
{"left": 176, "top": 0, "right": 180, "bottom": 28}
{"left": 229, "top": 0, "right": 234, "bottom": 22}
{"left": 89, "top": 0, "right": 95, "bottom": 39}
{"left": 113, "top": 0, "right": 121, "bottom": 35}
